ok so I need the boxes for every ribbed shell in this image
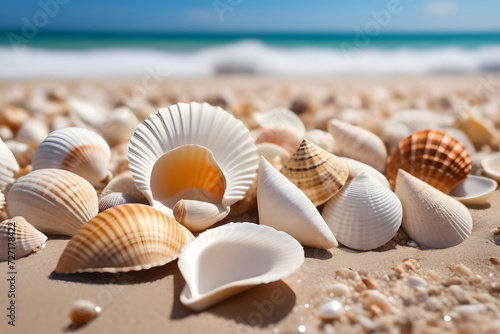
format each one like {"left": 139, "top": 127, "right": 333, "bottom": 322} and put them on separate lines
{"left": 387, "top": 129, "right": 471, "bottom": 193}
{"left": 281, "top": 139, "right": 348, "bottom": 206}
{"left": 98, "top": 192, "right": 140, "bottom": 212}
{"left": 99, "top": 171, "right": 147, "bottom": 203}
{"left": 0, "top": 138, "right": 20, "bottom": 192}
{"left": 322, "top": 173, "right": 403, "bottom": 251}
{"left": 6, "top": 169, "right": 98, "bottom": 236}
{"left": 128, "top": 102, "right": 258, "bottom": 215}
{"left": 0, "top": 216, "right": 47, "bottom": 261}
{"left": 340, "top": 157, "right": 390, "bottom": 188}
{"left": 253, "top": 108, "right": 306, "bottom": 137}
{"left": 32, "top": 127, "right": 112, "bottom": 188}
{"left": 178, "top": 222, "right": 304, "bottom": 311}
{"left": 395, "top": 169, "right": 472, "bottom": 249}
{"left": 55, "top": 204, "right": 195, "bottom": 273}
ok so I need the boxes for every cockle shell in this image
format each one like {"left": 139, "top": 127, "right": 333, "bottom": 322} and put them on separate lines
{"left": 55, "top": 204, "right": 194, "bottom": 274}
{"left": 395, "top": 169, "right": 472, "bottom": 249}
{"left": 328, "top": 119, "right": 387, "bottom": 172}
{"left": 253, "top": 108, "right": 306, "bottom": 137}
{"left": 69, "top": 300, "right": 102, "bottom": 326}
{"left": 0, "top": 138, "right": 20, "bottom": 192}
{"left": 322, "top": 172, "right": 403, "bottom": 251}
{"left": 178, "top": 222, "right": 304, "bottom": 311}
{"left": 128, "top": 102, "right": 258, "bottom": 229}
{"left": 258, "top": 157, "right": 338, "bottom": 249}
{"left": 7, "top": 169, "right": 98, "bottom": 236}
{"left": 387, "top": 129, "right": 472, "bottom": 193}
{"left": 340, "top": 157, "right": 390, "bottom": 188}
{"left": 0, "top": 216, "right": 47, "bottom": 261}
{"left": 481, "top": 152, "right": 500, "bottom": 181}
{"left": 32, "top": 127, "right": 112, "bottom": 188}
{"left": 281, "top": 139, "right": 348, "bottom": 207}
{"left": 98, "top": 192, "right": 140, "bottom": 212}
{"left": 448, "top": 175, "right": 497, "bottom": 205}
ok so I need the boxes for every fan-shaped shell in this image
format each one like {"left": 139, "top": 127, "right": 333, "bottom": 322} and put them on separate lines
{"left": 55, "top": 204, "right": 194, "bottom": 273}
{"left": 178, "top": 222, "right": 304, "bottom": 311}
{"left": 0, "top": 216, "right": 47, "bottom": 261}
{"left": 322, "top": 172, "right": 403, "bottom": 251}
{"left": 98, "top": 192, "right": 140, "bottom": 212}
{"left": 328, "top": 119, "right": 387, "bottom": 172}
{"left": 340, "top": 157, "right": 390, "bottom": 188}
{"left": 0, "top": 138, "right": 20, "bottom": 192}
{"left": 387, "top": 129, "right": 472, "bottom": 193}
{"left": 281, "top": 139, "right": 348, "bottom": 207}
{"left": 32, "top": 127, "right": 112, "bottom": 188}
{"left": 395, "top": 169, "right": 472, "bottom": 249}
{"left": 128, "top": 102, "right": 258, "bottom": 218}
{"left": 253, "top": 108, "right": 306, "bottom": 137}
{"left": 258, "top": 157, "right": 338, "bottom": 249}
{"left": 7, "top": 169, "right": 98, "bottom": 236}
{"left": 448, "top": 175, "right": 497, "bottom": 205}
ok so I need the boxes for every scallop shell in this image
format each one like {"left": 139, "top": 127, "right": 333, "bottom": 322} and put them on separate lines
{"left": 7, "top": 169, "right": 98, "bottom": 236}
{"left": 32, "top": 127, "right": 112, "bottom": 188}
{"left": 128, "top": 102, "right": 258, "bottom": 225}
{"left": 55, "top": 204, "right": 194, "bottom": 274}
{"left": 481, "top": 152, "right": 500, "bottom": 181}
{"left": 328, "top": 119, "right": 387, "bottom": 172}
{"left": 340, "top": 157, "right": 390, "bottom": 188}
{"left": 98, "top": 192, "right": 140, "bottom": 212}
{"left": 322, "top": 172, "right": 403, "bottom": 251}
{"left": 258, "top": 157, "right": 338, "bottom": 249}
{"left": 253, "top": 108, "right": 306, "bottom": 137}
{"left": 448, "top": 175, "right": 497, "bottom": 205}
{"left": 281, "top": 139, "right": 349, "bottom": 207}
{"left": 395, "top": 169, "right": 472, "bottom": 249}
{"left": 0, "top": 216, "right": 47, "bottom": 261}
{"left": 178, "top": 222, "right": 304, "bottom": 311}
{"left": 0, "top": 138, "right": 20, "bottom": 192}
{"left": 387, "top": 129, "right": 472, "bottom": 193}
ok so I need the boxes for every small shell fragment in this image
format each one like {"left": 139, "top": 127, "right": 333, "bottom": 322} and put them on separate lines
{"left": 319, "top": 300, "right": 345, "bottom": 319}
{"left": 69, "top": 300, "right": 102, "bottom": 326}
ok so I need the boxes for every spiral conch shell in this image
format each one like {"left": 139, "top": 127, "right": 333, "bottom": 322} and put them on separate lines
{"left": 55, "top": 204, "right": 195, "bottom": 274}
{"left": 387, "top": 129, "right": 471, "bottom": 193}
{"left": 0, "top": 216, "right": 47, "bottom": 261}
{"left": 281, "top": 139, "right": 349, "bottom": 207}
{"left": 128, "top": 102, "right": 258, "bottom": 231}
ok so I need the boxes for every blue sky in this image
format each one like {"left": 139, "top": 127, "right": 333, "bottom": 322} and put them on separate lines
{"left": 1, "top": 0, "right": 500, "bottom": 33}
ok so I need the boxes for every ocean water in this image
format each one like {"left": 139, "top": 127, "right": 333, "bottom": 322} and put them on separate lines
{"left": 0, "top": 32, "right": 499, "bottom": 79}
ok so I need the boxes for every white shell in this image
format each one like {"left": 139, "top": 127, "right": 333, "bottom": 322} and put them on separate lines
{"left": 328, "top": 119, "right": 387, "bottom": 172}
{"left": 322, "top": 172, "right": 402, "bottom": 251}
{"left": 178, "top": 222, "right": 304, "bottom": 311}
{"left": 257, "top": 157, "right": 337, "bottom": 249}
{"left": 256, "top": 143, "right": 291, "bottom": 161}
{"left": 0, "top": 138, "right": 20, "bottom": 192}
{"left": 0, "top": 216, "right": 47, "bottom": 261}
{"left": 32, "top": 127, "right": 112, "bottom": 188}
{"left": 5, "top": 140, "right": 34, "bottom": 168}
{"left": 304, "top": 129, "right": 335, "bottom": 153}
{"left": 319, "top": 300, "right": 345, "bottom": 319}
{"left": 253, "top": 108, "right": 306, "bottom": 137}
{"left": 340, "top": 157, "right": 390, "bottom": 188}
{"left": 100, "top": 107, "right": 139, "bottom": 145}
{"left": 14, "top": 119, "right": 49, "bottom": 149}
{"left": 68, "top": 98, "right": 107, "bottom": 130}
{"left": 481, "top": 152, "right": 500, "bottom": 181}
{"left": 0, "top": 190, "right": 4, "bottom": 211}
{"left": 128, "top": 102, "right": 258, "bottom": 219}
{"left": 395, "top": 169, "right": 473, "bottom": 249}
{"left": 99, "top": 171, "right": 147, "bottom": 203}
{"left": 448, "top": 175, "right": 497, "bottom": 205}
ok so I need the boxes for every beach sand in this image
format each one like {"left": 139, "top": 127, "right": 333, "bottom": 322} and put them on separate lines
{"left": 1, "top": 76, "right": 499, "bottom": 334}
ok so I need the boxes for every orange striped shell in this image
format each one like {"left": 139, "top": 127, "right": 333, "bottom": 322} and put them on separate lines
{"left": 387, "top": 129, "right": 471, "bottom": 193}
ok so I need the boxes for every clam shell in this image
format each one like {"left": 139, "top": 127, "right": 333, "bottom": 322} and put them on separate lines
{"left": 340, "top": 157, "right": 390, "bottom": 188}
{"left": 7, "top": 169, "right": 98, "bottom": 236}
{"left": 322, "top": 172, "right": 402, "bottom": 251}
{"left": 0, "top": 138, "right": 20, "bottom": 192}
{"left": 178, "top": 222, "right": 304, "bottom": 311}
{"left": 253, "top": 108, "right": 306, "bottom": 137}
{"left": 98, "top": 192, "right": 140, "bottom": 212}
{"left": 448, "top": 175, "right": 497, "bottom": 205}
{"left": 481, "top": 152, "right": 500, "bottom": 181}
{"left": 55, "top": 204, "right": 194, "bottom": 273}
{"left": 395, "top": 169, "right": 473, "bottom": 249}
{"left": 281, "top": 139, "right": 349, "bottom": 207}
{"left": 258, "top": 157, "right": 338, "bottom": 249}
{"left": 32, "top": 127, "right": 112, "bottom": 188}
{"left": 0, "top": 216, "right": 47, "bottom": 261}
{"left": 328, "top": 119, "right": 387, "bottom": 172}
{"left": 128, "top": 102, "right": 258, "bottom": 220}
{"left": 387, "top": 129, "right": 471, "bottom": 193}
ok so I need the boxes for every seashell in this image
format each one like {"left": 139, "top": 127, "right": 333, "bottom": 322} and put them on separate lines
{"left": 387, "top": 129, "right": 471, "bottom": 193}
{"left": 454, "top": 113, "right": 497, "bottom": 148}
{"left": 69, "top": 300, "right": 102, "bottom": 326}
{"left": 98, "top": 192, "right": 140, "bottom": 212}
{"left": 178, "top": 222, "right": 304, "bottom": 311}
{"left": 281, "top": 139, "right": 348, "bottom": 207}
{"left": 256, "top": 143, "right": 290, "bottom": 161}
{"left": 0, "top": 138, "right": 20, "bottom": 192}
{"left": 14, "top": 119, "right": 49, "bottom": 149}
{"left": 173, "top": 199, "right": 230, "bottom": 232}
{"left": 322, "top": 172, "right": 402, "bottom": 251}
{"left": 395, "top": 169, "right": 473, "bottom": 249}
{"left": 448, "top": 175, "right": 497, "bottom": 205}
{"left": 0, "top": 216, "right": 47, "bottom": 261}
{"left": 0, "top": 125, "right": 14, "bottom": 141}
{"left": 128, "top": 102, "right": 258, "bottom": 227}
{"left": 32, "top": 127, "right": 112, "bottom": 188}
{"left": 55, "top": 204, "right": 194, "bottom": 273}
{"left": 340, "top": 157, "right": 390, "bottom": 188}
{"left": 304, "top": 129, "right": 335, "bottom": 153}
{"left": 7, "top": 169, "right": 98, "bottom": 236}
{"left": 255, "top": 128, "right": 303, "bottom": 155}
{"left": 51, "top": 115, "right": 73, "bottom": 131}
{"left": 0, "top": 105, "right": 29, "bottom": 132}
{"left": 319, "top": 300, "right": 345, "bottom": 319}
{"left": 99, "top": 107, "right": 139, "bottom": 146}
{"left": 99, "top": 171, "right": 147, "bottom": 203}
{"left": 5, "top": 140, "right": 34, "bottom": 168}
{"left": 0, "top": 190, "right": 4, "bottom": 211}
{"left": 253, "top": 108, "right": 306, "bottom": 137}
{"left": 328, "top": 119, "right": 387, "bottom": 172}
{"left": 68, "top": 97, "right": 108, "bottom": 130}
{"left": 481, "top": 152, "right": 500, "bottom": 181}
{"left": 257, "top": 157, "right": 338, "bottom": 249}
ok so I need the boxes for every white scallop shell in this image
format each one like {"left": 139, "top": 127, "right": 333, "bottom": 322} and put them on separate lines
{"left": 481, "top": 152, "right": 500, "bottom": 181}
{"left": 340, "top": 157, "right": 390, "bottom": 188}
{"left": 32, "top": 127, "right": 112, "bottom": 188}
{"left": 328, "top": 119, "right": 387, "bottom": 173}
{"left": 178, "top": 222, "right": 304, "bottom": 311}
{"left": 0, "top": 216, "right": 47, "bottom": 261}
{"left": 128, "top": 102, "right": 258, "bottom": 219}
{"left": 322, "top": 172, "right": 402, "bottom": 251}
{"left": 253, "top": 108, "right": 306, "bottom": 137}
{"left": 395, "top": 169, "right": 473, "bottom": 249}
{"left": 448, "top": 175, "right": 497, "bottom": 205}
{"left": 0, "top": 138, "right": 20, "bottom": 192}
{"left": 257, "top": 157, "right": 338, "bottom": 249}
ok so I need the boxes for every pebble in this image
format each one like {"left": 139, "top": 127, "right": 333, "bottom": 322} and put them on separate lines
{"left": 319, "top": 300, "right": 345, "bottom": 320}
{"left": 326, "top": 283, "right": 350, "bottom": 298}
{"left": 406, "top": 275, "right": 427, "bottom": 288}
{"left": 454, "top": 304, "right": 486, "bottom": 317}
